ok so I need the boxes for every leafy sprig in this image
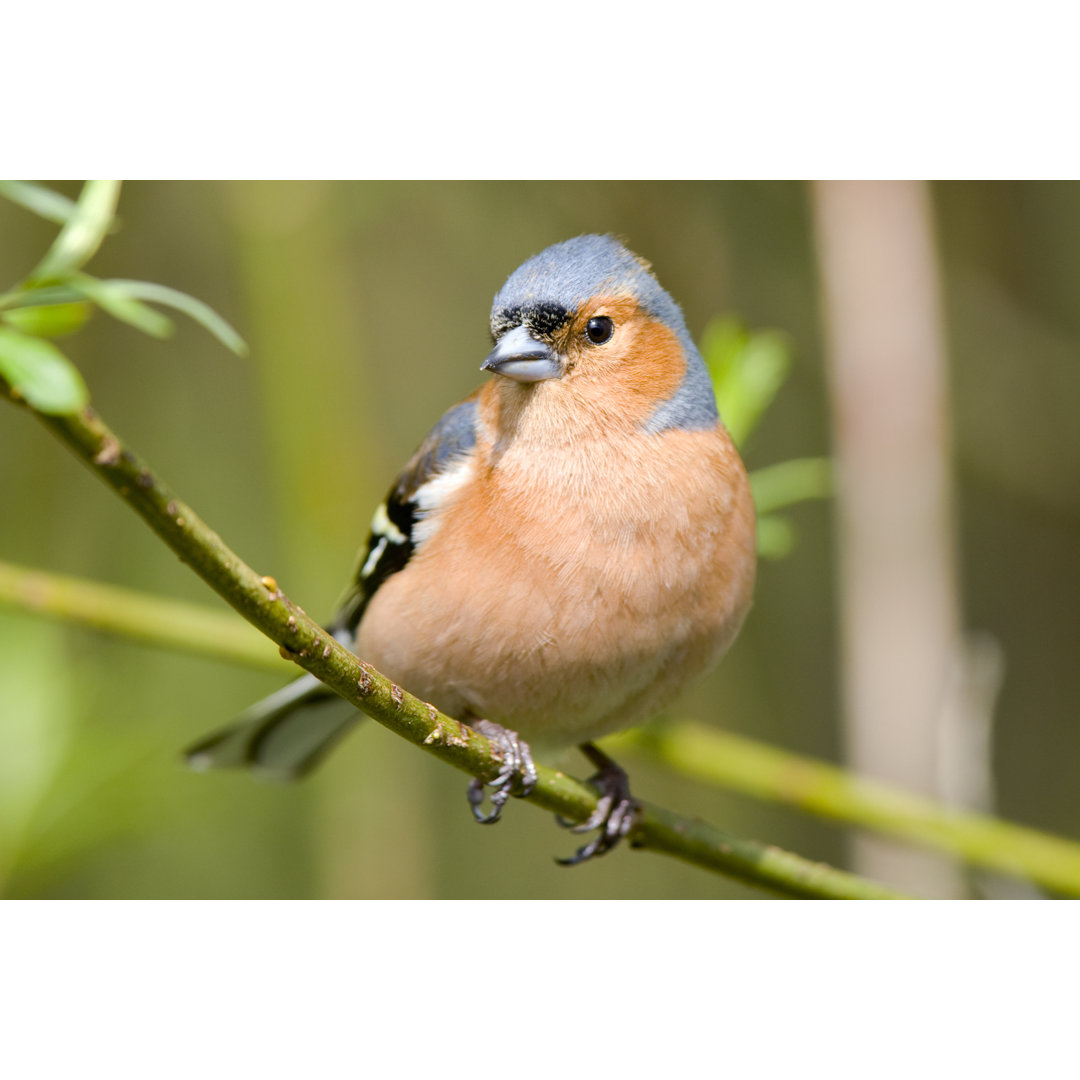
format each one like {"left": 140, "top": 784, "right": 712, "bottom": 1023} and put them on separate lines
{"left": 0, "top": 181, "right": 246, "bottom": 415}
{"left": 702, "top": 316, "right": 832, "bottom": 557}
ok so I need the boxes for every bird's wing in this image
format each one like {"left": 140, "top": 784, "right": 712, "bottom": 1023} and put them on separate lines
{"left": 183, "top": 391, "right": 481, "bottom": 780}
{"left": 331, "top": 389, "right": 480, "bottom": 636}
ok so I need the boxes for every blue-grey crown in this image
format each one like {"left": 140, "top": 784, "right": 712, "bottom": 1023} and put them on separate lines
{"left": 491, "top": 234, "right": 682, "bottom": 333}
{"left": 490, "top": 235, "right": 719, "bottom": 433}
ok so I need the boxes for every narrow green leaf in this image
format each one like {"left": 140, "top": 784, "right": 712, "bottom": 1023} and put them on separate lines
{"left": 750, "top": 457, "right": 833, "bottom": 515}
{"left": 756, "top": 514, "right": 796, "bottom": 560}
{"left": 701, "top": 317, "right": 746, "bottom": 379}
{"left": 66, "top": 275, "right": 174, "bottom": 339}
{"left": 29, "top": 180, "right": 122, "bottom": 283}
{"left": 702, "top": 316, "right": 793, "bottom": 447}
{"left": 0, "top": 286, "right": 84, "bottom": 312}
{"left": 0, "top": 327, "right": 88, "bottom": 414}
{"left": 105, "top": 279, "right": 248, "bottom": 356}
{"left": 731, "top": 333, "right": 792, "bottom": 439}
{"left": 3, "top": 302, "right": 92, "bottom": 339}
{"left": 0, "top": 181, "right": 80, "bottom": 226}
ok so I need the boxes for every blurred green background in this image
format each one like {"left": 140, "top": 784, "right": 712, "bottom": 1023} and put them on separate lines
{"left": 1, "top": 181, "right": 1078, "bottom": 899}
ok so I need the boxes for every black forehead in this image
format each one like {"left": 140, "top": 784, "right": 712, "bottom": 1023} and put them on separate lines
{"left": 491, "top": 301, "right": 571, "bottom": 340}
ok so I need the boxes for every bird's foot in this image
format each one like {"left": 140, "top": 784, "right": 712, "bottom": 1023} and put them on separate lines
{"left": 556, "top": 743, "right": 640, "bottom": 866}
{"left": 466, "top": 719, "right": 538, "bottom": 825}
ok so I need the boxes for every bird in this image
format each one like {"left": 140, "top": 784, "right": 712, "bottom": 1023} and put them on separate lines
{"left": 185, "top": 234, "right": 757, "bottom": 863}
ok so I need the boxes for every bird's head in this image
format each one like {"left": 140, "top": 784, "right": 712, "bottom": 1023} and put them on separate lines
{"left": 481, "top": 235, "right": 717, "bottom": 433}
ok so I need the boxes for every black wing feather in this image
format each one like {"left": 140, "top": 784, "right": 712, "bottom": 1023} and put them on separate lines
{"left": 332, "top": 392, "right": 479, "bottom": 635}
{"left": 185, "top": 393, "right": 481, "bottom": 780}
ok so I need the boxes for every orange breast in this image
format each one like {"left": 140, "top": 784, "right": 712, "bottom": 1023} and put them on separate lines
{"left": 355, "top": 420, "right": 756, "bottom": 749}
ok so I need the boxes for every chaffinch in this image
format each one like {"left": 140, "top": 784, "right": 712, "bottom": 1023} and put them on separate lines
{"left": 187, "top": 235, "right": 757, "bottom": 862}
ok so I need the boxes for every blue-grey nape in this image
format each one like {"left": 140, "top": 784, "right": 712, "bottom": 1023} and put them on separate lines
{"left": 492, "top": 235, "right": 719, "bottom": 434}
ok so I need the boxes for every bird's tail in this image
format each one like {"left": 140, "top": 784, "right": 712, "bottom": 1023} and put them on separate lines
{"left": 184, "top": 674, "right": 361, "bottom": 781}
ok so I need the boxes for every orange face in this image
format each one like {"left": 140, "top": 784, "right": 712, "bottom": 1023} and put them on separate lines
{"left": 534, "top": 295, "right": 690, "bottom": 428}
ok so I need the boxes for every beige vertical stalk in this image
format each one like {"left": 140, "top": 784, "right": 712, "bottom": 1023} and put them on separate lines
{"left": 812, "top": 181, "right": 965, "bottom": 897}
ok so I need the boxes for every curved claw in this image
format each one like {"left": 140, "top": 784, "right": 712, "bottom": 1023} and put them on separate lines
{"left": 556, "top": 743, "right": 640, "bottom": 866}
{"left": 466, "top": 719, "right": 537, "bottom": 825}
{"left": 468, "top": 776, "right": 505, "bottom": 824}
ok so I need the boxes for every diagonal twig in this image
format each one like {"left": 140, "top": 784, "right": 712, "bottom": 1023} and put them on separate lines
{"left": 7, "top": 390, "right": 908, "bottom": 899}
{"left": 5, "top": 558, "right": 1076, "bottom": 897}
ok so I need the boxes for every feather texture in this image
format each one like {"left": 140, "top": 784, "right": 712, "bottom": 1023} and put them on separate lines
{"left": 185, "top": 235, "right": 756, "bottom": 777}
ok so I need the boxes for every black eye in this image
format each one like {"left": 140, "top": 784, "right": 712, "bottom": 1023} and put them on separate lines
{"left": 585, "top": 316, "right": 614, "bottom": 344}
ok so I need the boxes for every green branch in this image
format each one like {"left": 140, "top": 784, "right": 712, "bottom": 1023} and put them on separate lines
{"left": 11, "top": 554, "right": 1079, "bottom": 897}
{"left": 618, "top": 722, "right": 1080, "bottom": 898}
{"left": 0, "top": 560, "right": 278, "bottom": 671}
{"left": 4, "top": 396, "right": 904, "bottom": 899}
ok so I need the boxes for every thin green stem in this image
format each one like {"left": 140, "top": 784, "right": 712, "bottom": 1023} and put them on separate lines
{"left": 620, "top": 722, "right": 1080, "bottom": 897}
{"left": 0, "top": 559, "right": 279, "bottom": 671}
{"left": 11, "top": 395, "right": 906, "bottom": 899}
{"left": 12, "top": 554, "right": 1078, "bottom": 897}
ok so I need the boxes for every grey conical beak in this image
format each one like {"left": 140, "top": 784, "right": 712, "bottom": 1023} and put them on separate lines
{"left": 481, "top": 325, "right": 562, "bottom": 383}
